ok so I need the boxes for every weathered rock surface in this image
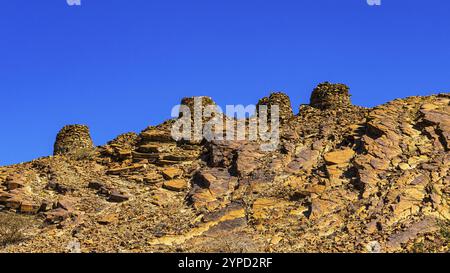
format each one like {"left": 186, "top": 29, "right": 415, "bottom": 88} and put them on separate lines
{"left": 0, "top": 84, "right": 448, "bottom": 253}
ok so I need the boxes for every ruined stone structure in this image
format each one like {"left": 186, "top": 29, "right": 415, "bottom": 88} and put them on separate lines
{"left": 179, "top": 96, "right": 217, "bottom": 119}
{"left": 53, "top": 125, "right": 94, "bottom": 156}
{"left": 256, "top": 92, "right": 294, "bottom": 124}
{"left": 1, "top": 83, "right": 449, "bottom": 253}
{"left": 310, "top": 82, "right": 352, "bottom": 110}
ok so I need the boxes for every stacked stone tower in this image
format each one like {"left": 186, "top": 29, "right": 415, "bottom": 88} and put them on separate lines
{"left": 310, "top": 82, "right": 352, "bottom": 110}
{"left": 53, "top": 124, "right": 94, "bottom": 156}
{"left": 256, "top": 92, "right": 294, "bottom": 124}
{"left": 179, "top": 96, "right": 217, "bottom": 119}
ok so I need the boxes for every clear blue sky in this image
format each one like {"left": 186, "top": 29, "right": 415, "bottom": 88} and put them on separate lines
{"left": 0, "top": 0, "right": 449, "bottom": 165}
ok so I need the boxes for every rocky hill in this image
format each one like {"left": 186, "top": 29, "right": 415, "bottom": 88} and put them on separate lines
{"left": 0, "top": 82, "right": 449, "bottom": 253}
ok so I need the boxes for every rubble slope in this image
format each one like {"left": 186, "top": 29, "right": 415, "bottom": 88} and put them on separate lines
{"left": 0, "top": 83, "right": 449, "bottom": 253}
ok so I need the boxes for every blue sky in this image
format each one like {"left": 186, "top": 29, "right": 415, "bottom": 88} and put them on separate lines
{"left": 0, "top": 0, "right": 449, "bottom": 165}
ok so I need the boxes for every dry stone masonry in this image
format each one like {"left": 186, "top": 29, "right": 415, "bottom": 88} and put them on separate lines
{"left": 179, "top": 96, "right": 217, "bottom": 119}
{"left": 53, "top": 125, "right": 94, "bottom": 156}
{"left": 310, "top": 82, "right": 352, "bottom": 110}
{"left": 257, "top": 92, "right": 294, "bottom": 124}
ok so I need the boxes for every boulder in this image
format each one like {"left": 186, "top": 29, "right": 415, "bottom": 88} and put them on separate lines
{"left": 386, "top": 217, "right": 438, "bottom": 250}
{"left": 45, "top": 208, "right": 71, "bottom": 224}
{"left": 309, "top": 198, "right": 342, "bottom": 221}
{"left": 163, "top": 179, "right": 188, "bottom": 192}
{"left": 46, "top": 181, "right": 73, "bottom": 195}
{"left": 161, "top": 167, "right": 183, "bottom": 180}
{"left": 20, "top": 201, "right": 41, "bottom": 214}
{"left": 189, "top": 189, "right": 220, "bottom": 211}
{"left": 193, "top": 168, "right": 238, "bottom": 197}
{"left": 4, "top": 180, "right": 25, "bottom": 191}
{"left": 324, "top": 148, "right": 355, "bottom": 165}
{"left": 56, "top": 197, "right": 76, "bottom": 212}
{"left": 188, "top": 168, "right": 239, "bottom": 212}
{"left": 88, "top": 181, "right": 104, "bottom": 190}
{"left": 286, "top": 148, "right": 320, "bottom": 173}
{"left": 107, "top": 191, "right": 129, "bottom": 203}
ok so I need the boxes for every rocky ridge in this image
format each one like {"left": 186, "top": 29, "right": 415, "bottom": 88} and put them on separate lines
{"left": 0, "top": 82, "right": 448, "bottom": 253}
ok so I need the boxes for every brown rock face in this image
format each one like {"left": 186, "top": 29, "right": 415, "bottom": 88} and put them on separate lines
{"left": 53, "top": 125, "right": 94, "bottom": 156}
{"left": 310, "top": 82, "right": 352, "bottom": 110}
{"left": 1, "top": 85, "right": 449, "bottom": 254}
{"left": 189, "top": 168, "right": 239, "bottom": 211}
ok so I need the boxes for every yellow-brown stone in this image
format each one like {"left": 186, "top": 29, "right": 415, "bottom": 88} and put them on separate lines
{"left": 163, "top": 179, "right": 188, "bottom": 192}
{"left": 20, "top": 201, "right": 41, "bottom": 214}
{"left": 161, "top": 167, "right": 183, "bottom": 180}
{"left": 324, "top": 148, "right": 355, "bottom": 165}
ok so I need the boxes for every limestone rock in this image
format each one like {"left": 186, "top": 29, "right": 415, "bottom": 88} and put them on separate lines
{"left": 189, "top": 168, "right": 238, "bottom": 211}
{"left": 163, "top": 179, "right": 188, "bottom": 192}
{"left": 252, "top": 198, "right": 291, "bottom": 223}
{"left": 161, "top": 167, "right": 183, "bottom": 180}
{"left": 324, "top": 148, "right": 355, "bottom": 165}
{"left": 45, "top": 208, "right": 71, "bottom": 224}
{"left": 1, "top": 85, "right": 449, "bottom": 253}
{"left": 19, "top": 201, "right": 41, "bottom": 214}
{"left": 309, "top": 198, "right": 342, "bottom": 221}
{"left": 140, "top": 130, "right": 174, "bottom": 143}
{"left": 386, "top": 217, "right": 438, "bottom": 250}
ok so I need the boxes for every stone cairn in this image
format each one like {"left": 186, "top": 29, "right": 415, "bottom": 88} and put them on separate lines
{"left": 53, "top": 125, "right": 94, "bottom": 156}
{"left": 179, "top": 96, "right": 217, "bottom": 120}
{"left": 180, "top": 96, "right": 224, "bottom": 140}
{"left": 256, "top": 92, "right": 294, "bottom": 124}
{"left": 310, "top": 82, "right": 352, "bottom": 110}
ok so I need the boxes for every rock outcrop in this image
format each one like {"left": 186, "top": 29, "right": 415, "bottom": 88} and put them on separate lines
{"left": 0, "top": 83, "right": 449, "bottom": 253}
